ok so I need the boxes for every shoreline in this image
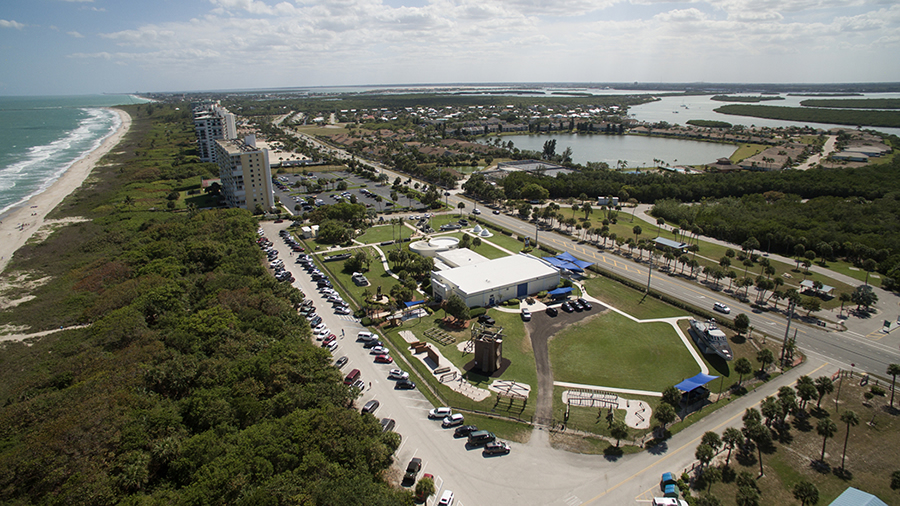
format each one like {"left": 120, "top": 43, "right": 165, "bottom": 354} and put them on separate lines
{"left": 0, "top": 108, "right": 132, "bottom": 275}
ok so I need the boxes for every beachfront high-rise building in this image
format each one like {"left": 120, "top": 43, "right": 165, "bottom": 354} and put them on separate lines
{"left": 214, "top": 135, "right": 275, "bottom": 212}
{"left": 193, "top": 102, "right": 236, "bottom": 163}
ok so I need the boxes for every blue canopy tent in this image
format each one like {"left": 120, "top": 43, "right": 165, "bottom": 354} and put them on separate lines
{"left": 545, "top": 252, "right": 594, "bottom": 273}
{"left": 674, "top": 373, "right": 719, "bottom": 392}
{"left": 404, "top": 300, "right": 426, "bottom": 308}
{"left": 547, "top": 287, "right": 572, "bottom": 299}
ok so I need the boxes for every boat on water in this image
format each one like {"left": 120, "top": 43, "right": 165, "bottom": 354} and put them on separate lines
{"left": 689, "top": 318, "right": 733, "bottom": 361}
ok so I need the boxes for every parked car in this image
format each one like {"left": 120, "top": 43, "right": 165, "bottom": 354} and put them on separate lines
{"left": 437, "top": 490, "right": 455, "bottom": 506}
{"left": 363, "top": 340, "right": 384, "bottom": 349}
{"left": 335, "top": 356, "right": 348, "bottom": 368}
{"left": 578, "top": 298, "right": 592, "bottom": 310}
{"left": 521, "top": 308, "right": 531, "bottom": 321}
{"left": 428, "top": 407, "right": 452, "bottom": 419}
{"left": 442, "top": 413, "right": 465, "bottom": 428}
{"left": 478, "top": 314, "right": 495, "bottom": 326}
{"left": 388, "top": 369, "right": 409, "bottom": 380}
{"left": 546, "top": 306, "right": 558, "bottom": 317}
{"left": 453, "top": 425, "right": 478, "bottom": 438}
{"left": 395, "top": 379, "right": 415, "bottom": 389}
{"left": 352, "top": 379, "right": 365, "bottom": 391}
{"left": 467, "top": 430, "right": 495, "bottom": 446}
{"left": 370, "top": 346, "right": 389, "bottom": 355}
{"left": 374, "top": 355, "right": 394, "bottom": 364}
{"left": 402, "top": 457, "right": 422, "bottom": 485}
{"left": 381, "top": 418, "right": 396, "bottom": 433}
{"left": 326, "top": 341, "right": 338, "bottom": 352}
{"left": 361, "top": 399, "right": 379, "bottom": 414}
{"left": 561, "top": 301, "right": 574, "bottom": 312}
{"left": 483, "top": 440, "right": 511, "bottom": 455}
{"left": 714, "top": 302, "right": 731, "bottom": 314}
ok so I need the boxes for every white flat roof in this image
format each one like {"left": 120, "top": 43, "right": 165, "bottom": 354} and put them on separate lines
{"left": 435, "top": 254, "right": 559, "bottom": 295}
{"left": 436, "top": 248, "right": 490, "bottom": 268}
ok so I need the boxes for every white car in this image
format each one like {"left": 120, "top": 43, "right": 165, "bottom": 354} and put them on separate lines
{"left": 472, "top": 209, "right": 481, "bottom": 215}
{"left": 521, "top": 308, "right": 531, "bottom": 321}
{"left": 388, "top": 369, "right": 409, "bottom": 380}
{"left": 438, "top": 490, "right": 455, "bottom": 506}
{"left": 713, "top": 302, "right": 731, "bottom": 314}
{"left": 335, "top": 307, "right": 352, "bottom": 315}
{"left": 370, "top": 346, "right": 389, "bottom": 355}
{"left": 314, "top": 327, "right": 331, "bottom": 337}
{"left": 428, "top": 407, "right": 452, "bottom": 419}
{"left": 442, "top": 413, "right": 465, "bottom": 428}
{"left": 327, "top": 341, "right": 338, "bottom": 352}
{"left": 314, "top": 323, "right": 327, "bottom": 331}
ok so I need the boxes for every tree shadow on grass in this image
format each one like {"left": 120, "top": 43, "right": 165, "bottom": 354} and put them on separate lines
{"left": 810, "top": 460, "right": 831, "bottom": 475}
{"left": 791, "top": 412, "right": 813, "bottom": 433}
{"left": 833, "top": 467, "right": 854, "bottom": 481}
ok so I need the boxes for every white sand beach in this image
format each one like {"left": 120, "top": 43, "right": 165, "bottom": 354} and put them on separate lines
{"left": 0, "top": 108, "right": 132, "bottom": 276}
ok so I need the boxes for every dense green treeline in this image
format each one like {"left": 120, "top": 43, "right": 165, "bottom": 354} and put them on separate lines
{"left": 713, "top": 104, "right": 900, "bottom": 127}
{"left": 799, "top": 98, "right": 900, "bottom": 109}
{"left": 0, "top": 105, "right": 410, "bottom": 505}
{"left": 500, "top": 153, "right": 900, "bottom": 205}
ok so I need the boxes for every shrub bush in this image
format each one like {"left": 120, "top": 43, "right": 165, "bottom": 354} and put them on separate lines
{"left": 360, "top": 317, "right": 373, "bottom": 326}
{"left": 469, "top": 307, "right": 486, "bottom": 318}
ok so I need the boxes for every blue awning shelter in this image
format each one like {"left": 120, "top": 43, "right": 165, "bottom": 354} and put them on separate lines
{"left": 404, "top": 300, "right": 426, "bottom": 308}
{"left": 674, "top": 373, "right": 719, "bottom": 393}
{"left": 547, "top": 287, "right": 573, "bottom": 299}
{"left": 546, "top": 252, "right": 594, "bottom": 272}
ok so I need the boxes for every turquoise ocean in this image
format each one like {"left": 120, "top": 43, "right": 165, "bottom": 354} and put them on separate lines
{"left": 0, "top": 95, "right": 149, "bottom": 218}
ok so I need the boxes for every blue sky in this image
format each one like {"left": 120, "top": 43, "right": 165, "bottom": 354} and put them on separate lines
{"left": 1, "top": 0, "right": 898, "bottom": 95}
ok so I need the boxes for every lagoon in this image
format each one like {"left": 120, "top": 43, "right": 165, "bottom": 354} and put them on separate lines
{"left": 494, "top": 132, "right": 736, "bottom": 168}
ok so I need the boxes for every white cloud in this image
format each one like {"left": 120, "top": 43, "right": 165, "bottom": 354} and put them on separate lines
{"left": 0, "top": 19, "right": 25, "bottom": 30}
{"left": 67, "top": 31, "right": 85, "bottom": 38}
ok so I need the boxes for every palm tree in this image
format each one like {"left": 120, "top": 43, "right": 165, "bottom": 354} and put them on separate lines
{"left": 817, "top": 417, "right": 837, "bottom": 462}
{"left": 815, "top": 376, "right": 834, "bottom": 408}
{"left": 734, "top": 358, "right": 752, "bottom": 387}
{"left": 757, "top": 349, "right": 774, "bottom": 375}
{"left": 722, "top": 427, "right": 743, "bottom": 466}
{"left": 633, "top": 225, "right": 642, "bottom": 243}
{"left": 792, "top": 481, "right": 819, "bottom": 506}
{"left": 887, "top": 363, "right": 900, "bottom": 408}
{"left": 839, "top": 410, "right": 860, "bottom": 470}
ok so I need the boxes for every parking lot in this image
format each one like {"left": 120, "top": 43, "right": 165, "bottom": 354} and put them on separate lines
{"left": 272, "top": 170, "right": 425, "bottom": 215}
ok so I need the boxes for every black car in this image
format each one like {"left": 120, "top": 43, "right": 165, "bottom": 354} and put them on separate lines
{"left": 545, "top": 306, "right": 558, "bottom": 317}
{"left": 561, "top": 301, "right": 574, "bottom": 312}
{"left": 577, "top": 298, "right": 592, "bottom": 310}
{"left": 402, "top": 457, "right": 422, "bottom": 485}
{"left": 572, "top": 300, "right": 583, "bottom": 312}
{"left": 477, "top": 314, "right": 495, "bottom": 326}
{"left": 363, "top": 340, "right": 383, "bottom": 349}
{"left": 335, "top": 356, "right": 348, "bottom": 368}
{"left": 395, "top": 379, "right": 416, "bottom": 390}
{"left": 453, "top": 425, "right": 478, "bottom": 438}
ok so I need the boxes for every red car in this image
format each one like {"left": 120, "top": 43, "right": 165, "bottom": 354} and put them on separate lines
{"left": 415, "top": 474, "right": 434, "bottom": 501}
{"left": 374, "top": 355, "right": 393, "bottom": 364}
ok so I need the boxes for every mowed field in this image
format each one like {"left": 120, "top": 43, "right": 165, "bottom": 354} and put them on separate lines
{"left": 549, "top": 311, "right": 700, "bottom": 391}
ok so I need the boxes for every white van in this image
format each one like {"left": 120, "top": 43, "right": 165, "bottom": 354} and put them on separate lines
{"left": 357, "top": 331, "right": 374, "bottom": 342}
{"left": 437, "top": 490, "right": 454, "bottom": 506}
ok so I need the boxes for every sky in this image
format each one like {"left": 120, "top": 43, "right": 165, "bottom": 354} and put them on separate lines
{"left": 1, "top": 0, "right": 899, "bottom": 95}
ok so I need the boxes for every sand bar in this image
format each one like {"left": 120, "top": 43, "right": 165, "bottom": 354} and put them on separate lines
{"left": 0, "top": 108, "right": 132, "bottom": 275}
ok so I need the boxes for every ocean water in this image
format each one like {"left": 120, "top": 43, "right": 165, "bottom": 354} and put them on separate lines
{"left": 0, "top": 95, "right": 148, "bottom": 218}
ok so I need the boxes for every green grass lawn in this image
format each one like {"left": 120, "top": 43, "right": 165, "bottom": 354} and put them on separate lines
{"left": 730, "top": 143, "right": 768, "bottom": 162}
{"left": 583, "top": 275, "right": 688, "bottom": 320}
{"left": 549, "top": 311, "right": 700, "bottom": 391}
{"left": 552, "top": 384, "right": 660, "bottom": 441}
{"left": 325, "top": 247, "right": 396, "bottom": 306}
{"left": 379, "top": 311, "right": 537, "bottom": 423}
{"left": 357, "top": 224, "right": 404, "bottom": 244}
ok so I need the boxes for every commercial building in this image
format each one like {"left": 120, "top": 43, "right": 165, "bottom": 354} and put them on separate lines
{"left": 193, "top": 102, "right": 236, "bottom": 163}
{"left": 431, "top": 253, "right": 560, "bottom": 307}
{"left": 214, "top": 135, "right": 274, "bottom": 211}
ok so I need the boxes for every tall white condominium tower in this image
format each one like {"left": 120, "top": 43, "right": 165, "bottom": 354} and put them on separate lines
{"left": 193, "top": 102, "right": 236, "bottom": 162}
{"left": 214, "top": 135, "right": 275, "bottom": 212}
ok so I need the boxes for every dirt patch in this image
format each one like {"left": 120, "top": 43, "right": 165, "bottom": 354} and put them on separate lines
{"left": 26, "top": 217, "right": 89, "bottom": 245}
{"left": 528, "top": 305, "right": 605, "bottom": 422}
